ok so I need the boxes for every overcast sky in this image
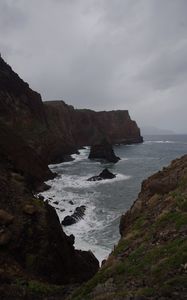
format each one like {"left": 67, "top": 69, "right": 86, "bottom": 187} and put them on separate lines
{"left": 1, "top": 0, "right": 187, "bottom": 133}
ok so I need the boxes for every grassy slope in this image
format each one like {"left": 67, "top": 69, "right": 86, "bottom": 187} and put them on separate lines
{"left": 71, "top": 155, "right": 187, "bottom": 300}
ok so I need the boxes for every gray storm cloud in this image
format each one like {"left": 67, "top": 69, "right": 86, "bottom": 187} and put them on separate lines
{"left": 0, "top": 0, "right": 187, "bottom": 133}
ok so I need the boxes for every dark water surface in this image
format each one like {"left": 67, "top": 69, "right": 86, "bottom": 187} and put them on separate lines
{"left": 42, "top": 135, "right": 187, "bottom": 262}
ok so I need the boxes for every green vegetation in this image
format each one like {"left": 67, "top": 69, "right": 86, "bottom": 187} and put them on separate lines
{"left": 172, "top": 190, "right": 187, "bottom": 211}
{"left": 33, "top": 197, "right": 45, "bottom": 208}
{"left": 132, "top": 215, "right": 147, "bottom": 230}
{"left": 136, "top": 287, "right": 155, "bottom": 297}
{"left": 71, "top": 179, "right": 187, "bottom": 300}
{"left": 155, "top": 210, "right": 187, "bottom": 230}
{"left": 54, "top": 171, "right": 187, "bottom": 299}
{"left": 27, "top": 280, "right": 64, "bottom": 295}
{"left": 25, "top": 254, "right": 36, "bottom": 270}
{"left": 72, "top": 235, "right": 186, "bottom": 299}
{"left": 13, "top": 279, "right": 66, "bottom": 297}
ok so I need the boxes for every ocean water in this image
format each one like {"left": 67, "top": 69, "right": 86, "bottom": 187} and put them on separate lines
{"left": 41, "top": 135, "right": 187, "bottom": 263}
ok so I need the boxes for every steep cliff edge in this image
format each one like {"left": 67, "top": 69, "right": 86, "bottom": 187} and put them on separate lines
{"left": 0, "top": 57, "right": 76, "bottom": 165}
{"left": 0, "top": 57, "right": 48, "bottom": 155}
{"left": 0, "top": 156, "right": 99, "bottom": 299}
{"left": 0, "top": 121, "right": 54, "bottom": 189}
{"left": 44, "top": 102, "right": 143, "bottom": 158}
{"left": 72, "top": 109, "right": 143, "bottom": 146}
{"left": 0, "top": 56, "right": 143, "bottom": 165}
{"left": 0, "top": 56, "right": 142, "bottom": 298}
{"left": 0, "top": 57, "right": 100, "bottom": 298}
{"left": 72, "top": 155, "right": 187, "bottom": 300}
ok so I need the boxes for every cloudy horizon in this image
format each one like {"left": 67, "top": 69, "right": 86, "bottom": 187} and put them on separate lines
{"left": 1, "top": 0, "right": 187, "bottom": 133}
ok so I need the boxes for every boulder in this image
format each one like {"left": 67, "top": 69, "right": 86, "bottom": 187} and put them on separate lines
{"left": 88, "top": 142, "right": 120, "bottom": 163}
{"left": 87, "top": 168, "right": 116, "bottom": 181}
{"left": 61, "top": 215, "right": 76, "bottom": 226}
{"left": 61, "top": 205, "right": 86, "bottom": 226}
{"left": 53, "top": 201, "right": 59, "bottom": 205}
{"left": 0, "top": 209, "right": 14, "bottom": 225}
{"left": 0, "top": 229, "right": 11, "bottom": 245}
{"left": 23, "top": 204, "right": 37, "bottom": 215}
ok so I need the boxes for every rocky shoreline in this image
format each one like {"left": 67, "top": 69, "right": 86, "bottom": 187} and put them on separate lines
{"left": 1, "top": 56, "right": 186, "bottom": 300}
{"left": 0, "top": 56, "right": 142, "bottom": 298}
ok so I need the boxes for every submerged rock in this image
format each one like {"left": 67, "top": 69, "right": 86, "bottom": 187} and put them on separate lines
{"left": 88, "top": 142, "right": 120, "bottom": 163}
{"left": 87, "top": 168, "right": 116, "bottom": 181}
{"left": 61, "top": 205, "right": 86, "bottom": 226}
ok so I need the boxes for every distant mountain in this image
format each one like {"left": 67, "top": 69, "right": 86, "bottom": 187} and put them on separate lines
{"left": 141, "top": 126, "right": 175, "bottom": 135}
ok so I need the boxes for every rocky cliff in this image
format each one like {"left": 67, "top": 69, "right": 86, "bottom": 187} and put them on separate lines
{"left": 0, "top": 56, "right": 143, "bottom": 165}
{"left": 72, "top": 109, "right": 142, "bottom": 146}
{"left": 72, "top": 155, "right": 187, "bottom": 300}
{"left": 0, "top": 57, "right": 48, "bottom": 155}
{"left": 0, "top": 57, "right": 100, "bottom": 298}
{"left": 0, "top": 156, "right": 99, "bottom": 299}
{"left": 44, "top": 102, "right": 143, "bottom": 163}
{"left": 0, "top": 56, "right": 143, "bottom": 299}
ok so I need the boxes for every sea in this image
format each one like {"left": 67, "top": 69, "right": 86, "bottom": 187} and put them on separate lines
{"left": 41, "top": 135, "right": 187, "bottom": 263}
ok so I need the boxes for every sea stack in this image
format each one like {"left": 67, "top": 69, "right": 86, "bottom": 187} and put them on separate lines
{"left": 88, "top": 141, "right": 120, "bottom": 163}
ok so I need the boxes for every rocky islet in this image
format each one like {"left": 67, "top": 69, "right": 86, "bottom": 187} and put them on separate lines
{"left": 87, "top": 168, "right": 116, "bottom": 181}
{"left": 88, "top": 141, "right": 121, "bottom": 163}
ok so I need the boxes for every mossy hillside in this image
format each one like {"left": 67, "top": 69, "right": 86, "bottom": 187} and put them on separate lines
{"left": 72, "top": 237, "right": 186, "bottom": 299}
{"left": 0, "top": 279, "right": 71, "bottom": 299}
{"left": 71, "top": 158, "right": 187, "bottom": 300}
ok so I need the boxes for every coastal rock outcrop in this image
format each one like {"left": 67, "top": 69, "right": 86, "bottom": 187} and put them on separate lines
{"left": 88, "top": 142, "right": 120, "bottom": 163}
{"left": 87, "top": 168, "right": 116, "bottom": 181}
{"left": 73, "top": 155, "right": 187, "bottom": 300}
{"left": 62, "top": 205, "right": 86, "bottom": 226}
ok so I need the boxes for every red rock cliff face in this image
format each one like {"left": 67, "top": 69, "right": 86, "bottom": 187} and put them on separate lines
{"left": 0, "top": 56, "right": 143, "bottom": 165}
{"left": 72, "top": 109, "right": 143, "bottom": 146}
{"left": 0, "top": 57, "right": 54, "bottom": 184}
{"left": 43, "top": 103, "right": 143, "bottom": 162}
{"left": 0, "top": 57, "right": 99, "bottom": 294}
{"left": 0, "top": 57, "right": 48, "bottom": 152}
